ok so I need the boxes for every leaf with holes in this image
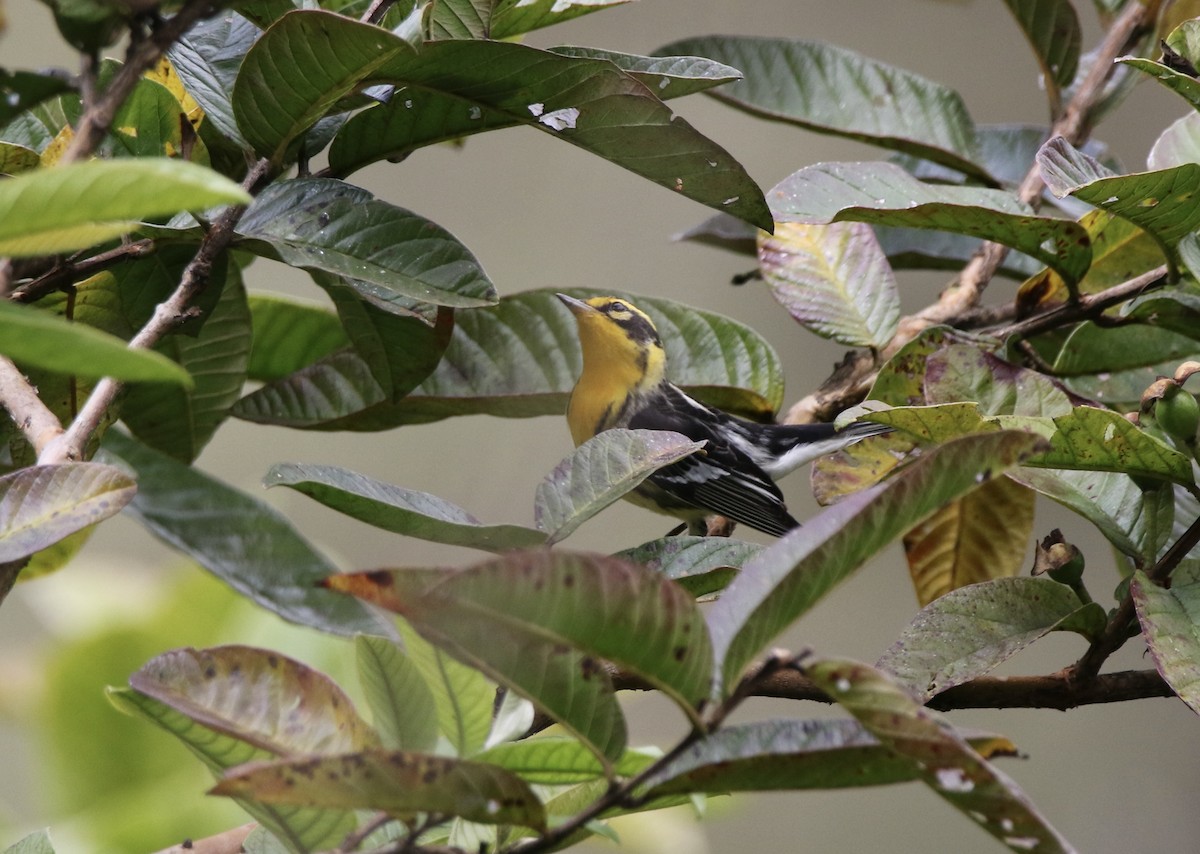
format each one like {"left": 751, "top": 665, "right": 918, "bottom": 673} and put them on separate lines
{"left": 640, "top": 718, "right": 1019, "bottom": 796}
{"left": 806, "top": 658, "right": 1075, "bottom": 853}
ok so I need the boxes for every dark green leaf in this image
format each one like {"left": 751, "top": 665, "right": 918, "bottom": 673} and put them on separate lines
{"left": 121, "top": 262, "right": 250, "bottom": 462}
{"left": 0, "top": 70, "right": 74, "bottom": 126}
{"left": 265, "top": 462, "right": 545, "bottom": 552}
{"left": 489, "top": 0, "right": 630, "bottom": 39}
{"left": 657, "top": 36, "right": 986, "bottom": 180}
{"left": 1001, "top": 0, "right": 1081, "bottom": 93}
{"left": 102, "top": 431, "right": 385, "bottom": 635}
{"left": 168, "top": 11, "right": 260, "bottom": 148}
{"left": 327, "top": 550, "right": 714, "bottom": 721}
{"left": 546, "top": 46, "right": 742, "bottom": 98}
{"left": 615, "top": 536, "right": 760, "bottom": 598}
{"left": 246, "top": 293, "right": 348, "bottom": 382}
{"left": 239, "top": 12, "right": 770, "bottom": 227}
{"left": 475, "top": 737, "right": 655, "bottom": 786}
{"left": 236, "top": 177, "right": 496, "bottom": 308}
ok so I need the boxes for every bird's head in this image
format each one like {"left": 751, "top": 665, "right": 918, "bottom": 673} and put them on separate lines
{"left": 557, "top": 293, "right": 665, "bottom": 387}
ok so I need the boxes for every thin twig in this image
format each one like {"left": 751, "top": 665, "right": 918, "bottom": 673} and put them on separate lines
{"left": 8, "top": 239, "right": 157, "bottom": 304}
{"left": 60, "top": 0, "right": 220, "bottom": 165}
{"left": 37, "top": 158, "right": 271, "bottom": 465}
{"left": 782, "top": 0, "right": 1156, "bottom": 425}
{"left": 1071, "top": 511, "right": 1200, "bottom": 682}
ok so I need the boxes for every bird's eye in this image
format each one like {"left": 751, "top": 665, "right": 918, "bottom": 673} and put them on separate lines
{"left": 609, "top": 301, "right": 627, "bottom": 313}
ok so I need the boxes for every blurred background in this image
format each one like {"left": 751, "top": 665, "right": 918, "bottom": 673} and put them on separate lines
{"left": 2, "top": 0, "right": 1198, "bottom": 851}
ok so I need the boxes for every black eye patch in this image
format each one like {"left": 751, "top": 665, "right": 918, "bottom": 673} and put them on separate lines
{"left": 608, "top": 301, "right": 628, "bottom": 313}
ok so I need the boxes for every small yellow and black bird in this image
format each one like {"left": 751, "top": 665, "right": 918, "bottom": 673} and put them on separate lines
{"left": 558, "top": 293, "right": 891, "bottom": 537}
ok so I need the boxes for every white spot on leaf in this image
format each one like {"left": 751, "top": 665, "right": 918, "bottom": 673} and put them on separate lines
{"left": 538, "top": 107, "right": 579, "bottom": 131}
{"left": 528, "top": 103, "right": 545, "bottom": 117}
{"left": 934, "top": 767, "right": 975, "bottom": 792}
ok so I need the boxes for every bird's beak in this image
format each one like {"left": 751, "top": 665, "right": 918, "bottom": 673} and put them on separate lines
{"left": 556, "top": 293, "right": 596, "bottom": 316}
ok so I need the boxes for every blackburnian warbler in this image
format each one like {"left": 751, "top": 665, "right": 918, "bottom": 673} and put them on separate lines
{"left": 558, "top": 293, "right": 890, "bottom": 536}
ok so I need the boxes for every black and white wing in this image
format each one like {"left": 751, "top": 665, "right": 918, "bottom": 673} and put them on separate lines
{"left": 628, "top": 385, "right": 800, "bottom": 536}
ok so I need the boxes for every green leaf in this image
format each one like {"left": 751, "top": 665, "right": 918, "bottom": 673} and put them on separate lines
{"left": 757, "top": 221, "right": 900, "bottom": 348}
{"left": 168, "top": 12, "right": 259, "bottom": 148}
{"left": 768, "top": 161, "right": 1091, "bottom": 286}
{"left": 640, "top": 718, "right": 1019, "bottom": 796}
{"left": 1149, "top": 112, "right": 1200, "bottom": 170}
{"left": 234, "top": 283, "right": 455, "bottom": 430}
{"left": 129, "top": 645, "right": 378, "bottom": 755}
{"left": 923, "top": 344, "right": 1073, "bottom": 416}
{"left": 475, "top": 737, "right": 655, "bottom": 786}
{"left": 238, "top": 11, "right": 770, "bottom": 227}
{"left": 395, "top": 620, "right": 495, "bottom": 757}
{"left": 877, "top": 577, "right": 1097, "bottom": 700}
{"left": 120, "top": 262, "right": 250, "bottom": 462}
{"left": 1038, "top": 137, "right": 1200, "bottom": 262}
{"left": 0, "top": 142, "right": 40, "bottom": 175}
{"left": 614, "top": 535, "right": 760, "bottom": 598}
{"left": 1131, "top": 570, "right": 1200, "bottom": 715}
{"left": 355, "top": 635, "right": 439, "bottom": 752}
{"left": 329, "top": 46, "right": 741, "bottom": 176}
{"left": 102, "top": 431, "right": 385, "bottom": 635}
{"left": 0, "top": 300, "right": 194, "bottom": 386}
{"left": 547, "top": 46, "right": 742, "bottom": 97}
{"left": 1117, "top": 55, "right": 1200, "bottom": 112}
{"left": 534, "top": 428, "right": 705, "bottom": 544}
{"left": 236, "top": 177, "right": 496, "bottom": 309}
{"left": 264, "top": 462, "right": 545, "bottom": 553}
{"left": 0, "top": 159, "right": 250, "bottom": 256}
{"left": 0, "top": 463, "right": 135, "bottom": 563}
{"left": 3, "top": 829, "right": 56, "bottom": 854}
{"left": 1001, "top": 0, "right": 1081, "bottom": 93}
{"left": 327, "top": 550, "right": 714, "bottom": 721}
{"left": 806, "top": 659, "right": 1075, "bottom": 853}
{"left": 246, "top": 293, "right": 348, "bottom": 382}
{"left": 354, "top": 288, "right": 783, "bottom": 426}
{"left": 211, "top": 749, "right": 547, "bottom": 829}
{"left": 0, "top": 69, "right": 74, "bottom": 126}
{"left": 711, "top": 431, "right": 1044, "bottom": 693}
{"left": 489, "top": 0, "right": 630, "bottom": 39}
{"left": 656, "top": 36, "right": 986, "bottom": 181}
{"left": 332, "top": 563, "right": 627, "bottom": 763}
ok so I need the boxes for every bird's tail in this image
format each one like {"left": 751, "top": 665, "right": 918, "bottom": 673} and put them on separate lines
{"left": 752, "top": 419, "right": 893, "bottom": 478}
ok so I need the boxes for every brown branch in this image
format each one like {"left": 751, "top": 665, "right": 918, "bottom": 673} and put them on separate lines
{"left": 37, "top": 158, "right": 271, "bottom": 465}
{"left": 1071, "top": 510, "right": 1200, "bottom": 682}
{"left": 750, "top": 668, "right": 1173, "bottom": 711}
{"left": 0, "top": 356, "right": 66, "bottom": 454}
{"left": 8, "top": 239, "right": 157, "bottom": 304}
{"left": 783, "top": 0, "right": 1156, "bottom": 425}
{"left": 60, "top": 0, "right": 221, "bottom": 165}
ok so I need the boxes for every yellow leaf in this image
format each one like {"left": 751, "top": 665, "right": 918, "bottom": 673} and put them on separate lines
{"left": 145, "top": 57, "right": 205, "bottom": 132}
{"left": 39, "top": 124, "right": 74, "bottom": 166}
{"left": 904, "top": 476, "right": 1035, "bottom": 605}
